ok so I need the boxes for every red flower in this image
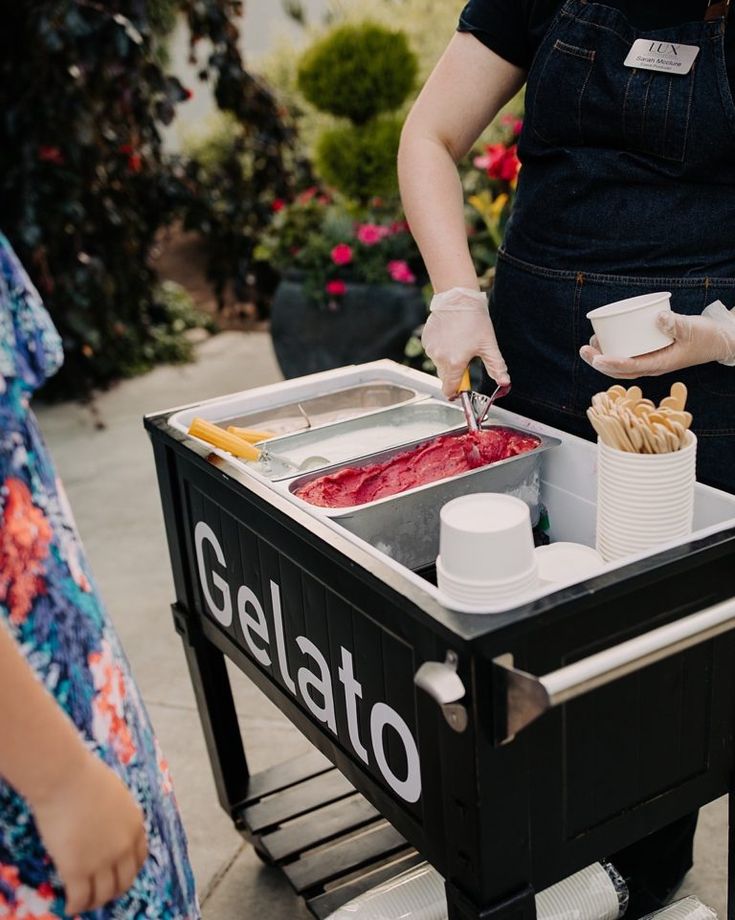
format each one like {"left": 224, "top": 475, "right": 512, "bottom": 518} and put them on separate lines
{"left": 297, "top": 186, "right": 319, "bottom": 204}
{"left": 326, "top": 279, "right": 347, "bottom": 296}
{"left": 331, "top": 243, "right": 353, "bottom": 266}
{"left": 387, "top": 260, "right": 416, "bottom": 285}
{"left": 38, "top": 145, "right": 64, "bottom": 165}
{"left": 474, "top": 143, "right": 521, "bottom": 183}
{"left": 357, "top": 223, "right": 390, "bottom": 246}
{"left": 501, "top": 114, "right": 524, "bottom": 137}
{"left": 183, "top": 87, "right": 193, "bottom": 100}
{"left": 271, "top": 198, "right": 286, "bottom": 213}
{"left": 0, "top": 479, "right": 53, "bottom": 625}
{"left": 127, "top": 153, "right": 142, "bottom": 173}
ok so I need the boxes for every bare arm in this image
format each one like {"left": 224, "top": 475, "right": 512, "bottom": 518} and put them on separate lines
{"left": 0, "top": 622, "right": 147, "bottom": 913}
{"left": 0, "top": 620, "right": 90, "bottom": 803}
{"left": 398, "top": 32, "right": 525, "bottom": 292}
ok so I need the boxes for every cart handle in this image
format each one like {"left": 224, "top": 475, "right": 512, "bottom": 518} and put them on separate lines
{"left": 493, "top": 596, "right": 735, "bottom": 744}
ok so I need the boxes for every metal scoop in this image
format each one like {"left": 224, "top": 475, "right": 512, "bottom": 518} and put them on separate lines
{"left": 258, "top": 402, "right": 331, "bottom": 473}
{"left": 453, "top": 368, "right": 482, "bottom": 463}
{"left": 451, "top": 368, "right": 513, "bottom": 464}
{"left": 456, "top": 368, "right": 480, "bottom": 432}
{"left": 471, "top": 381, "right": 512, "bottom": 426}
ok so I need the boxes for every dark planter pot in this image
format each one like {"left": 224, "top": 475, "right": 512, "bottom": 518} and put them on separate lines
{"left": 270, "top": 276, "right": 427, "bottom": 380}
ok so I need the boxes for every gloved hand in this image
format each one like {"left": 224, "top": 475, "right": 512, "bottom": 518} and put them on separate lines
{"left": 580, "top": 302, "right": 735, "bottom": 379}
{"left": 422, "top": 287, "right": 510, "bottom": 397}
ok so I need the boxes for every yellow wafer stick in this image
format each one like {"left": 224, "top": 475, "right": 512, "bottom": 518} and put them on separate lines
{"left": 226, "top": 426, "right": 276, "bottom": 443}
{"left": 189, "top": 417, "right": 261, "bottom": 461}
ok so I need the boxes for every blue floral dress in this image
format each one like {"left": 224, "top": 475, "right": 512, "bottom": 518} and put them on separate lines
{"left": 0, "top": 233, "right": 199, "bottom": 919}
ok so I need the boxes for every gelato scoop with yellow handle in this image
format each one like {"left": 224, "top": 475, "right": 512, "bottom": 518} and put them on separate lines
{"left": 188, "top": 417, "right": 263, "bottom": 461}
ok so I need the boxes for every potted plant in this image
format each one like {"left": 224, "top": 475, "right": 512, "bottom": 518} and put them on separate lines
{"left": 256, "top": 189, "right": 427, "bottom": 378}
{"left": 253, "top": 21, "right": 427, "bottom": 379}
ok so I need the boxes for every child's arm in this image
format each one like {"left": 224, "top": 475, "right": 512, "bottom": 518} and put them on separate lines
{"left": 0, "top": 623, "right": 148, "bottom": 913}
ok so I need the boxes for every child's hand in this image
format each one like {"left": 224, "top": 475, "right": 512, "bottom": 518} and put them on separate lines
{"left": 32, "top": 751, "right": 148, "bottom": 914}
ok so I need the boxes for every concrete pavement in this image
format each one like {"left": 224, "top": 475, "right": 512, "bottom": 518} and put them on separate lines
{"left": 34, "top": 330, "right": 728, "bottom": 918}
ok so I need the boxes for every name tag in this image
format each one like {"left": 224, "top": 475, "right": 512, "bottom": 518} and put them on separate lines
{"left": 624, "top": 39, "right": 700, "bottom": 75}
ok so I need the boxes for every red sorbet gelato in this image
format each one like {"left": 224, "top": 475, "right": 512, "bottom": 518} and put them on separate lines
{"left": 295, "top": 427, "right": 540, "bottom": 508}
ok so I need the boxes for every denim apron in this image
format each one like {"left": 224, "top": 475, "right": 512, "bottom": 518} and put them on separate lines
{"left": 489, "top": 0, "right": 735, "bottom": 493}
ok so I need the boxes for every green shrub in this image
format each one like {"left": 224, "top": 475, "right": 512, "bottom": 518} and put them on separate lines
{"left": 294, "top": 21, "right": 416, "bottom": 202}
{"left": 315, "top": 117, "right": 402, "bottom": 201}
{"left": 262, "top": 0, "right": 523, "bottom": 156}
{"left": 0, "top": 2, "right": 292, "bottom": 398}
{"left": 297, "top": 24, "right": 417, "bottom": 125}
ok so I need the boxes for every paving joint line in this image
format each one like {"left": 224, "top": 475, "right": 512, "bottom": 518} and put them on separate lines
{"left": 199, "top": 841, "right": 247, "bottom": 907}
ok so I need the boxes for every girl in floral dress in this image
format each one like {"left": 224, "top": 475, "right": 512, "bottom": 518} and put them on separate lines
{"left": 0, "top": 232, "right": 199, "bottom": 918}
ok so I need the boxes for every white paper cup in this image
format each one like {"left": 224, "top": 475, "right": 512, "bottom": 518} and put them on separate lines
{"left": 437, "top": 556, "right": 539, "bottom": 608}
{"left": 598, "top": 503, "right": 694, "bottom": 521}
{"left": 638, "top": 897, "right": 718, "bottom": 920}
{"left": 437, "top": 557, "right": 538, "bottom": 592}
{"left": 535, "top": 543, "right": 605, "bottom": 584}
{"left": 586, "top": 292, "right": 674, "bottom": 358}
{"left": 598, "top": 432, "right": 696, "bottom": 467}
{"left": 325, "top": 861, "right": 446, "bottom": 920}
{"left": 439, "top": 494, "right": 536, "bottom": 583}
{"left": 596, "top": 434, "right": 696, "bottom": 561}
{"left": 536, "top": 863, "right": 625, "bottom": 920}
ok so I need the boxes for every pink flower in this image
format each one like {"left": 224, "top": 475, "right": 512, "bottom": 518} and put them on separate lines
{"left": 271, "top": 198, "right": 286, "bottom": 213}
{"left": 387, "top": 260, "right": 416, "bottom": 285}
{"left": 357, "top": 223, "right": 390, "bottom": 246}
{"left": 326, "top": 279, "right": 347, "bottom": 296}
{"left": 331, "top": 243, "right": 353, "bottom": 266}
{"left": 297, "top": 186, "right": 318, "bottom": 204}
{"left": 501, "top": 114, "right": 524, "bottom": 136}
{"left": 474, "top": 143, "right": 521, "bottom": 183}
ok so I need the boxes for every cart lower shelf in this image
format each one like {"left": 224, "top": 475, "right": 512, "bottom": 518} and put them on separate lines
{"left": 236, "top": 749, "right": 424, "bottom": 918}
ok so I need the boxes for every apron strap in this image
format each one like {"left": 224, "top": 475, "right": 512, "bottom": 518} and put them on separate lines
{"left": 705, "top": 0, "right": 731, "bottom": 21}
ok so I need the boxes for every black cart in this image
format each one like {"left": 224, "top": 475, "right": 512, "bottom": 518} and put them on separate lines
{"left": 145, "top": 362, "right": 735, "bottom": 920}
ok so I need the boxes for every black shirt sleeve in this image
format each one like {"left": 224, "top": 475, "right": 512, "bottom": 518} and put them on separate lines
{"left": 457, "top": 0, "right": 534, "bottom": 69}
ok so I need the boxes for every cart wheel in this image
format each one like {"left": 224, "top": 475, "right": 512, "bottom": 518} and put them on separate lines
{"left": 252, "top": 838, "right": 276, "bottom": 867}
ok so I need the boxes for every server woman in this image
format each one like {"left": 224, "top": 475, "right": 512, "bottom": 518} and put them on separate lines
{"left": 398, "top": 0, "right": 735, "bottom": 913}
{"left": 399, "top": 0, "right": 735, "bottom": 494}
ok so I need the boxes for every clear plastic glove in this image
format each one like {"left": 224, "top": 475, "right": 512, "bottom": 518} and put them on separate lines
{"left": 422, "top": 287, "right": 510, "bottom": 397}
{"left": 580, "top": 303, "right": 735, "bottom": 380}
{"left": 32, "top": 751, "right": 148, "bottom": 914}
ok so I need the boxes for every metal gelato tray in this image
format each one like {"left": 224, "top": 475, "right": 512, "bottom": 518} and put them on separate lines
{"left": 217, "top": 382, "right": 417, "bottom": 436}
{"left": 284, "top": 425, "right": 560, "bottom": 571}
{"left": 257, "top": 400, "right": 466, "bottom": 481}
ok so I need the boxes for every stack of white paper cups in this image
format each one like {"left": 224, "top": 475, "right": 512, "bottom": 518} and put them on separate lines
{"left": 596, "top": 431, "right": 697, "bottom": 562}
{"left": 325, "top": 860, "right": 628, "bottom": 920}
{"left": 639, "top": 897, "right": 718, "bottom": 920}
{"left": 437, "top": 494, "right": 538, "bottom": 610}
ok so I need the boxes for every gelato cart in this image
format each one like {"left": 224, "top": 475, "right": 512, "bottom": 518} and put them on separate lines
{"left": 144, "top": 361, "right": 735, "bottom": 920}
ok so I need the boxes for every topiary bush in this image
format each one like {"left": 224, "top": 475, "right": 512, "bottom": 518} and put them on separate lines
{"left": 298, "top": 24, "right": 417, "bottom": 125}
{"left": 315, "top": 117, "right": 404, "bottom": 202}
{"left": 296, "top": 22, "right": 417, "bottom": 203}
